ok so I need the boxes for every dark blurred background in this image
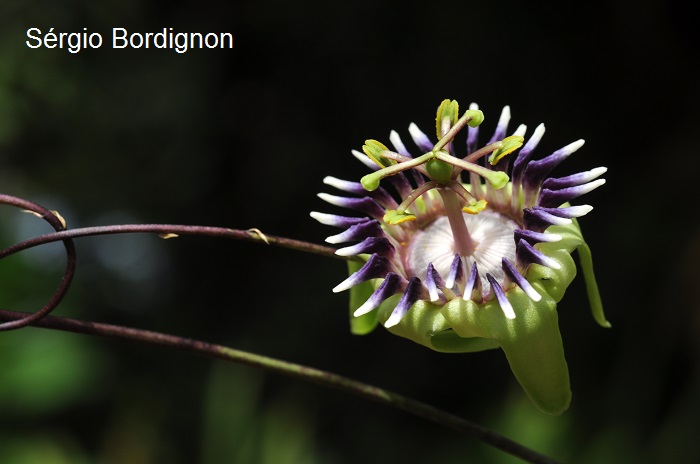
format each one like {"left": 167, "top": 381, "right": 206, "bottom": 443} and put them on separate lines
{"left": 1, "top": 1, "right": 698, "bottom": 463}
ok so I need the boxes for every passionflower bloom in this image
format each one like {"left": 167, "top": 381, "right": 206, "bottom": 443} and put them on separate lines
{"left": 311, "top": 100, "right": 609, "bottom": 415}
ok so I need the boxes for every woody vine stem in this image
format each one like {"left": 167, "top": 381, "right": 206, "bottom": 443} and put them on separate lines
{"left": 0, "top": 193, "right": 558, "bottom": 464}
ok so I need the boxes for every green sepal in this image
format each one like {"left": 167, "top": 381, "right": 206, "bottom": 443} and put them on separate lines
{"left": 489, "top": 135, "right": 524, "bottom": 165}
{"left": 441, "top": 290, "right": 571, "bottom": 415}
{"left": 436, "top": 99, "right": 459, "bottom": 138}
{"left": 374, "top": 296, "right": 498, "bottom": 353}
{"left": 383, "top": 210, "right": 416, "bottom": 225}
{"left": 374, "top": 288, "right": 570, "bottom": 414}
{"left": 347, "top": 260, "right": 379, "bottom": 335}
{"left": 362, "top": 140, "right": 395, "bottom": 169}
{"left": 576, "top": 238, "right": 609, "bottom": 328}
{"left": 536, "top": 220, "right": 610, "bottom": 327}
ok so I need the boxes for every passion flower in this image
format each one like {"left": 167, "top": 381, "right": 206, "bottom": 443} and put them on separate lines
{"left": 311, "top": 100, "right": 609, "bottom": 414}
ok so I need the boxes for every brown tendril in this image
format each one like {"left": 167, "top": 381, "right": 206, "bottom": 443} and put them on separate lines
{"left": 0, "top": 194, "right": 77, "bottom": 331}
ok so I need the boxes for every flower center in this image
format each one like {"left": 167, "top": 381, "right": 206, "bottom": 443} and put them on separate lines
{"left": 406, "top": 210, "right": 518, "bottom": 298}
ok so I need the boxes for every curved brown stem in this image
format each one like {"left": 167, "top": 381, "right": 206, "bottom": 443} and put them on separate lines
{"left": 0, "top": 308, "right": 560, "bottom": 464}
{"left": 0, "top": 194, "right": 76, "bottom": 331}
{"left": 0, "top": 224, "right": 358, "bottom": 262}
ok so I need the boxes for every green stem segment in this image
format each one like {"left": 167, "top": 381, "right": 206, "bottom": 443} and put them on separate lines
{"left": 0, "top": 309, "right": 560, "bottom": 464}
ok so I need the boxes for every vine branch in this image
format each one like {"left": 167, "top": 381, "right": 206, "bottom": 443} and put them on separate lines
{"left": 0, "top": 223, "right": 357, "bottom": 263}
{"left": 0, "top": 308, "right": 559, "bottom": 464}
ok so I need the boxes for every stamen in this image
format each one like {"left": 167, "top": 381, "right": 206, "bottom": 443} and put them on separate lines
{"left": 463, "top": 140, "right": 507, "bottom": 163}
{"left": 466, "top": 102, "right": 480, "bottom": 155}
{"left": 362, "top": 140, "right": 400, "bottom": 168}
{"left": 488, "top": 136, "right": 525, "bottom": 165}
{"left": 396, "top": 181, "right": 439, "bottom": 214}
{"left": 360, "top": 152, "right": 434, "bottom": 191}
{"left": 432, "top": 108, "right": 484, "bottom": 152}
{"left": 436, "top": 99, "right": 459, "bottom": 140}
{"left": 444, "top": 180, "right": 476, "bottom": 203}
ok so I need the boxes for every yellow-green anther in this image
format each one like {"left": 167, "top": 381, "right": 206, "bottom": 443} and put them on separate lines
{"left": 432, "top": 109, "right": 484, "bottom": 152}
{"left": 464, "top": 109, "right": 484, "bottom": 128}
{"left": 384, "top": 210, "right": 416, "bottom": 224}
{"left": 489, "top": 135, "right": 524, "bottom": 165}
{"left": 436, "top": 99, "right": 460, "bottom": 138}
{"left": 426, "top": 157, "right": 454, "bottom": 183}
{"left": 463, "top": 199, "right": 488, "bottom": 214}
{"left": 362, "top": 140, "right": 394, "bottom": 168}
